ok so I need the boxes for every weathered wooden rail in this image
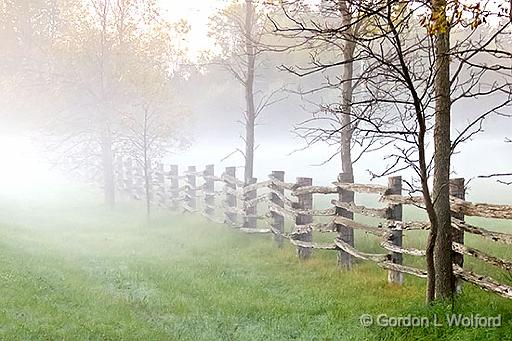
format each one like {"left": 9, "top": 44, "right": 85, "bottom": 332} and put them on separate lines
{"left": 113, "top": 160, "right": 512, "bottom": 300}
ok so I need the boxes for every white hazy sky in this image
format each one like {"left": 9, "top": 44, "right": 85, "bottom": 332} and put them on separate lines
{"left": 159, "top": 0, "right": 227, "bottom": 59}
{"left": 158, "top": 0, "right": 510, "bottom": 59}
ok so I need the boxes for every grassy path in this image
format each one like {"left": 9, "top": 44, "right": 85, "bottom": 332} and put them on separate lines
{"left": 0, "top": 192, "right": 510, "bottom": 340}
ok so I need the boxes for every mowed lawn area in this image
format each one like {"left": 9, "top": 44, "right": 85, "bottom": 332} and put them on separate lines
{"left": 0, "top": 188, "right": 511, "bottom": 340}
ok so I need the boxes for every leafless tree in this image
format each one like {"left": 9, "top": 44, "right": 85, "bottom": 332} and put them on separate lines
{"left": 119, "top": 83, "right": 190, "bottom": 219}
{"left": 209, "top": 0, "right": 283, "bottom": 185}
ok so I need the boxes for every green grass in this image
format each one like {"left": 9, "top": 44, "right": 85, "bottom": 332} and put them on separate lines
{"left": 0, "top": 188, "right": 510, "bottom": 340}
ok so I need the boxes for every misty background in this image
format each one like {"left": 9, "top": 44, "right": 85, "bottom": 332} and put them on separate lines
{"left": 0, "top": 0, "right": 510, "bottom": 204}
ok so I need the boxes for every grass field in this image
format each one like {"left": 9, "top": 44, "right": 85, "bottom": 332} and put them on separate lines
{"left": 0, "top": 188, "right": 511, "bottom": 340}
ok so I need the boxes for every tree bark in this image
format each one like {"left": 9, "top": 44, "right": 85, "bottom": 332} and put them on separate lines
{"left": 339, "top": 1, "right": 355, "bottom": 181}
{"left": 432, "top": 0, "right": 454, "bottom": 301}
{"left": 244, "top": 0, "right": 256, "bottom": 184}
{"left": 336, "top": 2, "right": 356, "bottom": 268}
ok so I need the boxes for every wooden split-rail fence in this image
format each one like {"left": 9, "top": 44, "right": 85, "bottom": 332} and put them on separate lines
{"left": 114, "top": 160, "right": 512, "bottom": 300}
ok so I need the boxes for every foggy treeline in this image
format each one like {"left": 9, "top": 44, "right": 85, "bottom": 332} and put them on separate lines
{"left": 1, "top": 0, "right": 511, "bottom": 303}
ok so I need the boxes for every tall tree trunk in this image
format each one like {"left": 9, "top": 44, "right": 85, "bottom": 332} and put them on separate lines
{"left": 339, "top": 1, "right": 355, "bottom": 182}
{"left": 432, "top": 0, "right": 454, "bottom": 300}
{"left": 337, "top": 1, "right": 356, "bottom": 268}
{"left": 143, "top": 154, "right": 151, "bottom": 220}
{"left": 244, "top": 0, "right": 256, "bottom": 184}
{"left": 143, "top": 113, "right": 151, "bottom": 220}
{"left": 101, "top": 130, "right": 115, "bottom": 208}
{"left": 98, "top": 2, "right": 114, "bottom": 208}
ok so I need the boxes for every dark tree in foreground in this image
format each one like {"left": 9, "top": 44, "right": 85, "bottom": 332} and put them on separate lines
{"left": 275, "top": 0, "right": 512, "bottom": 302}
{"left": 270, "top": 0, "right": 388, "bottom": 268}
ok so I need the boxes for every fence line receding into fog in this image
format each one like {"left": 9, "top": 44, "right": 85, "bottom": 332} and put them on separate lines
{"left": 112, "top": 159, "right": 512, "bottom": 300}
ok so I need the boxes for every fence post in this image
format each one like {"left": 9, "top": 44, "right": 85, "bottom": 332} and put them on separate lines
{"left": 224, "top": 166, "right": 237, "bottom": 226}
{"left": 270, "top": 171, "right": 285, "bottom": 248}
{"left": 169, "top": 165, "right": 179, "bottom": 210}
{"left": 387, "top": 176, "right": 403, "bottom": 285}
{"left": 450, "top": 178, "right": 465, "bottom": 293}
{"left": 186, "top": 166, "right": 196, "bottom": 211}
{"left": 244, "top": 177, "right": 258, "bottom": 229}
{"left": 156, "top": 162, "right": 165, "bottom": 207}
{"left": 204, "top": 165, "right": 215, "bottom": 219}
{"left": 337, "top": 172, "right": 355, "bottom": 269}
{"left": 294, "top": 177, "right": 313, "bottom": 260}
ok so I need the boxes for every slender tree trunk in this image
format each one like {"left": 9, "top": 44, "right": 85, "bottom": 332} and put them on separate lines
{"left": 432, "top": 0, "right": 454, "bottom": 300}
{"left": 101, "top": 130, "right": 115, "bottom": 208}
{"left": 424, "top": 176, "right": 438, "bottom": 303}
{"left": 143, "top": 113, "right": 151, "bottom": 220}
{"left": 340, "top": 32, "right": 355, "bottom": 179}
{"left": 339, "top": 1, "right": 355, "bottom": 182}
{"left": 415, "top": 94, "right": 439, "bottom": 303}
{"left": 385, "top": 0, "right": 439, "bottom": 302}
{"left": 244, "top": 0, "right": 256, "bottom": 184}
{"left": 98, "top": 2, "right": 114, "bottom": 208}
{"left": 337, "top": 1, "right": 356, "bottom": 267}
{"left": 143, "top": 155, "right": 151, "bottom": 220}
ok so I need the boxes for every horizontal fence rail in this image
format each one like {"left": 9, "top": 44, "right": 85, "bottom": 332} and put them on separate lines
{"left": 112, "top": 159, "right": 512, "bottom": 300}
